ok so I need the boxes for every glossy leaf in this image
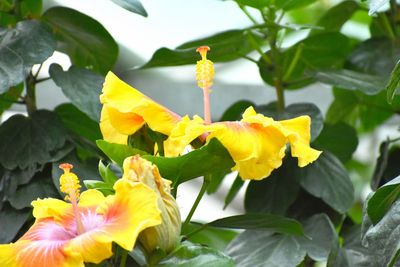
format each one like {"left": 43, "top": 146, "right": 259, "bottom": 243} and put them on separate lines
{"left": 315, "top": 69, "right": 385, "bottom": 95}
{"left": 110, "top": 0, "right": 147, "bottom": 16}
{"left": 55, "top": 103, "right": 102, "bottom": 143}
{"left": 245, "top": 157, "right": 300, "bottom": 215}
{"left": 313, "top": 122, "right": 358, "bottom": 163}
{"left": 98, "top": 160, "right": 119, "bottom": 185}
{"left": 42, "top": 7, "right": 118, "bottom": 75}
{"left": 0, "top": 110, "right": 67, "bottom": 170}
{"left": 0, "top": 204, "right": 30, "bottom": 243}
{"left": 208, "top": 213, "right": 305, "bottom": 236}
{"left": 50, "top": 64, "right": 103, "bottom": 121}
{"left": 96, "top": 140, "right": 147, "bottom": 167}
{"left": 371, "top": 143, "right": 400, "bottom": 191}
{"left": 386, "top": 59, "right": 400, "bottom": 104}
{"left": 83, "top": 180, "right": 114, "bottom": 196}
{"left": 143, "top": 138, "right": 235, "bottom": 185}
{"left": 299, "top": 152, "right": 354, "bottom": 213}
{"left": 157, "top": 241, "right": 235, "bottom": 267}
{"left": 142, "top": 30, "right": 262, "bottom": 68}
{"left": 226, "top": 214, "right": 337, "bottom": 267}
{"left": 0, "top": 20, "right": 55, "bottom": 93}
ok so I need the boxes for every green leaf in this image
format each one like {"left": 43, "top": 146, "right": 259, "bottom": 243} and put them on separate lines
{"left": 8, "top": 176, "right": 59, "bottom": 209}
{"left": 298, "top": 152, "right": 354, "bottom": 213}
{"left": 0, "top": 110, "right": 67, "bottom": 170}
{"left": 371, "top": 142, "right": 400, "bottom": 191}
{"left": 83, "top": 180, "right": 114, "bottom": 195}
{"left": 50, "top": 64, "right": 103, "bottom": 121}
{"left": 0, "top": 20, "right": 55, "bottom": 92}
{"left": 0, "top": 82, "right": 23, "bottom": 115}
{"left": 311, "top": 1, "right": 359, "bottom": 34}
{"left": 0, "top": 204, "right": 30, "bottom": 243}
{"left": 110, "top": 0, "right": 147, "bottom": 17}
{"left": 367, "top": 175, "right": 400, "bottom": 224}
{"left": 208, "top": 213, "right": 305, "bottom": 236}
{"left": 42, "top": 7, "right": 118, "bottom": 75}
{"left": 313, "top": 122, "right": 358, "bottom": 163}
{"left": 276, "top": 0, "right": 318, "bottom": 11}
{"left": 227, "top": 0, "right": 270, "bottom": 9}
{"left": 98, "top": 160, "right": 119, "bottom": 185}
{"left": 224, "top": 175, "right": 244, "bottom": 209}
{"left": 96, "top": 140, "right": 147, "bottom": 167}
{"left": 55, "top": 103, "right": 102, "bottom": 143}
{"left": 245, "top": 157, "right": 300, "bottom": 215}
{"left": 368, "top": 0, "right": 389, "bottom": 15}
{"left": 219, "top": 100, "right": 255, "bottom": 121}
{"left": 21, "top": 0, "right": 42, "bottom": 18}
{"left": 257, "top": 102, "right": 323, "bottom": 141}
{"left": 182, "top": 223, "right": 237, "bottom": 251}
{"left": 142, "top": 29, "right": 262, "bottom": 68}
{"left": 226, "top": 214, "right": 337, "bottom": 266}
{"left": 315, "top": 69, "right": 385, "bottom": 95}
{"left": 157, "top": 241, "right": 235, "bottom": 267}
{"left": 143, "top": 138, "right": 235, "bottom": 185}
{"left": 386, "top": 59, "right": 400, "bottom": 104}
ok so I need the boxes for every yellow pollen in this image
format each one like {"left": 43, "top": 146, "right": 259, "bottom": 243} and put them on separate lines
{"left": 59, "top": 163, "right": 81, "bottom": 201}
{"left": 196, "top": 46, "right": 214, "bottom": 89}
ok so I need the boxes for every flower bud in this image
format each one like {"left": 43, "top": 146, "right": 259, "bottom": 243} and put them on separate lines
{"left": 122, "top": 155, "right": 181, "bottom": 253}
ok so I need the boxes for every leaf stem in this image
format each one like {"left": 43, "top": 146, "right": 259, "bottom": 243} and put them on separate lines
{"left": 283, "top": 43, "right": 303, "bottom": 82}
{"left": 183, "top": 175, "right": 211, "bottom": 228}
{"left": 25, "top": 72, "right": 37, "bottom": 116}
{"left": 238, "top": 3, "right": 258, "bottom": 25}
{"left": 247, "top": 31, "right": 272, "bottom": 65}
{"left": 119, "top": 249, "right": 128, "bottom": 267}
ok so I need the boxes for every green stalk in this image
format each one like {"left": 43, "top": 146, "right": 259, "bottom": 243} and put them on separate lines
{"left": 119, "top": 250, "right": 128, "bottom": 267}
{"left": 247, "top": 31, "right": 272, "bottom": 65}
{"left": 182, "top": 175, "right": 211, "bottom": 228}
{"left": 25, "top": 72, "right": 37, "bottom": 116}
{"left": 238, "top": 3, "right": 258, "bottom": 25}
{"left": 378, "top": 12, "right": 396, "bottom": 40}
{"left": 283, "top": 43, "right": 303, "bottom": 82}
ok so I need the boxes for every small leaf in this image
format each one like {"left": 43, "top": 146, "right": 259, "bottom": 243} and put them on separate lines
{"left": 42, "top": 6, "right": 118, "bottom": 75}
{"left": 110, "top": 0, "right": 147, "bottom": 17}
{"left": 386, "top": 59, "right": 400, "bottom": 104}
{"left": 142, "top": 30, "right": 262, "bottom": 68}
{"left": 0, "top": 204, "right": 30, "bottom": 243}
{"left": 83, "top": 180, "right": 114, "bottom": 195}
{"left": 96, "top": 140, "right": 147, "bottom": 167}
{"left": 208, "top": 213, "right": 305, "bottom": 236}
{"left": 98, "top": 160, "right": 118, "bottom": 184}
{"left": 0, "top": 110, "right": 67, "bottom": 170}
{"left": 299, "top": 152, "right": 354, "bottom": 213}
{"left": 50, "top": 64, "right": 104, "bottom": 121}
{"left": 157, "top": 241, "right": 235, "bottom": 267}
{"left": 143, "top": 138, "right": 235, "bottom": 185}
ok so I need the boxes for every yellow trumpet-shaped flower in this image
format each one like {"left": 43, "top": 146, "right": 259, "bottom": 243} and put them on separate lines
{"left": 100, "top": 72, "right": 181, "bottom": 144}
{"left": 122, "top": 155, "right": 181, "bottom": 254}
{"left": 164, "top": 106, "right": 322, "bottom": 180}
{"left": 0, "top": 164, "right": 161, "bottom": 267}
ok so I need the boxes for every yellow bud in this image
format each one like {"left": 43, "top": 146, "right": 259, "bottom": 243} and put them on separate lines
{"left": 59, "top": 163, "right": 81, "bottom": 201}
{"left": 196, "top": 46, "right": 214, "bottom": 89}
{"left": 122, "top": 156, "right": 181, "bottom": 254}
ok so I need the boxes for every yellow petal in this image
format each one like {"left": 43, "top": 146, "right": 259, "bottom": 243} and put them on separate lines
{"left": 0, "top": 243, "right": 18, "bottom": 267}
{"left": 100, "top": 72, "right": 180, "bottom": 137}
{"left": 164, "top": 115, "right": 207, "bottom": 157}
{"left": 99, "top": 106, "right": 130, "bottom": 144}
{"left": 78, "top": 189, "right": 106, "bottom": 208}
{"left": 31, "top": 198, "right": 73, "bottom": 222}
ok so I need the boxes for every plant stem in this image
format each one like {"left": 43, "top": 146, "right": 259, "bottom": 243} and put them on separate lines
{"left": 238, "top": 3, "right": 258, "bottom": 25}
{"left": 390, "top": 0, "right": 398, "bottom": 36}
{"left": 247, "top": 31, "right": 272, "bottom": 65}
{"left": 283, "top": 43, "right": 303, "bottom": 82}
{"left": 378, "top": 12, "right": 396, "bottom": 40}
{"left": 25, "top": 72, "right": 37, "bottom": 116}
{"left": 119, "top": 250, "right": 128, "bottom": 267}
{"left": 183, "top": 175, "right": 211, "bottom": 228}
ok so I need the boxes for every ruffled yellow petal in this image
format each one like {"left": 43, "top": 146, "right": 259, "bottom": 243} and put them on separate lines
{"left": 164, "top": 115, "right": 207, "bottom": 157}
{"left": 31, "top": 198, "right": 72, "bottom": 222}
{"left": 100, "top": 106, "right": 136, "bottom": 144}
{"left": 78, "top": 189, "right": 106, "bottom": 208}
{"left": 100, "top": 72, "right": 180, "bottom": 140}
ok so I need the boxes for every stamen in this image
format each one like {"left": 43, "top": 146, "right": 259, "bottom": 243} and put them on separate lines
{"left": 196, "top": 46, "right": 214, "bottom": 124}
{"left": 59, "top": 163, "right": 85, "bottom": 234}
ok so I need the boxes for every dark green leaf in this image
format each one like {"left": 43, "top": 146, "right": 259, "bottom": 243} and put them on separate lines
{"left": 157, "top": 241, "right": 235, "bottom": 267}
{"left": 142, "top": 30, "right": 262, "bottom": 68}
{"left": 299, "top": 152, "right": 354, "bottom": 213}
{"left": 83, "top": 180, "right": 114, "bottom": 195}
{"left": 313, "top": 122, "right": 358, "bottom": 163}
{"left": 98, "top": 160, "right": 118, "bottom": 185}
{"left": 371, "top": 143, "right": 400, "bottom": 191}
{"left": 55, "top": 103, "right": 102, "bottom": 142}
{"left": 182, "top": 223, "right": 237, "bottom": 251}
{"left": 315, "top": 69, "right": 385, "bottom": 95}
{"left": 208, "top": 213, "right": 304, "bottom": 236}
{"left": 224, "top": 175, "right": 244, "bottom": 209}
{"left": 257, "top": 102, "right": 323, "bottom": 141}
{"left": 42, "top": 7, "right": 118, "bottom": 75}
{"left": 96, "top": 140, "right": 147, "bottom": 167}
{"left": 206, "top": 169, "right": 230, "bottom": 194}
{"left": 21, "top": 0, "right": 42, "bottom": 18}
{"left": 367, "top": 175, "right": 400, "bottom": 224}
{"left": 386, "top": 59, "right": 400, "bottom": 104}
{"left": 0, "top": 204, "right": 30, "bottom": 243}
{"left": 219, "top": 100, "right": 255, "bottom": 121}
{"left": 50, "top": 64, "right": 103, "bottom": 121}
{"left": 276, "top": 0, "right": 318, "bottom": 10}
{"left": 0, "top": 110, "right": 67, "bottom": 170}
{"left": 368, "top": 0, "right": 389, "bottom": 15}
{"left": 0, "top": 20, "right": 55, "bottom": 92}
{"left": 110, "top": 0, "right": 147, "bottom": 17}
{"left": 311, "top": 1, "right": 359, "bottom": 34}
{"left": 0, "top": 83, "right": 23, "bottom": 115}
{"left": 8, "top": 176, "right": 59, "bottom": 209}
{"left": 245, "top": 157, "right": 300, "bottom": 215}
{"left": 226, "top": 214, "right": 337, "bottom": 266}
{"left": 143, "top": 138, "right": 235, "bottom": 185}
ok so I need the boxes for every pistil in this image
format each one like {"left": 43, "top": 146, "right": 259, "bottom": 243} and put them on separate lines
{"left": 196, "top": 46, "right": 214, "bottom": 124}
